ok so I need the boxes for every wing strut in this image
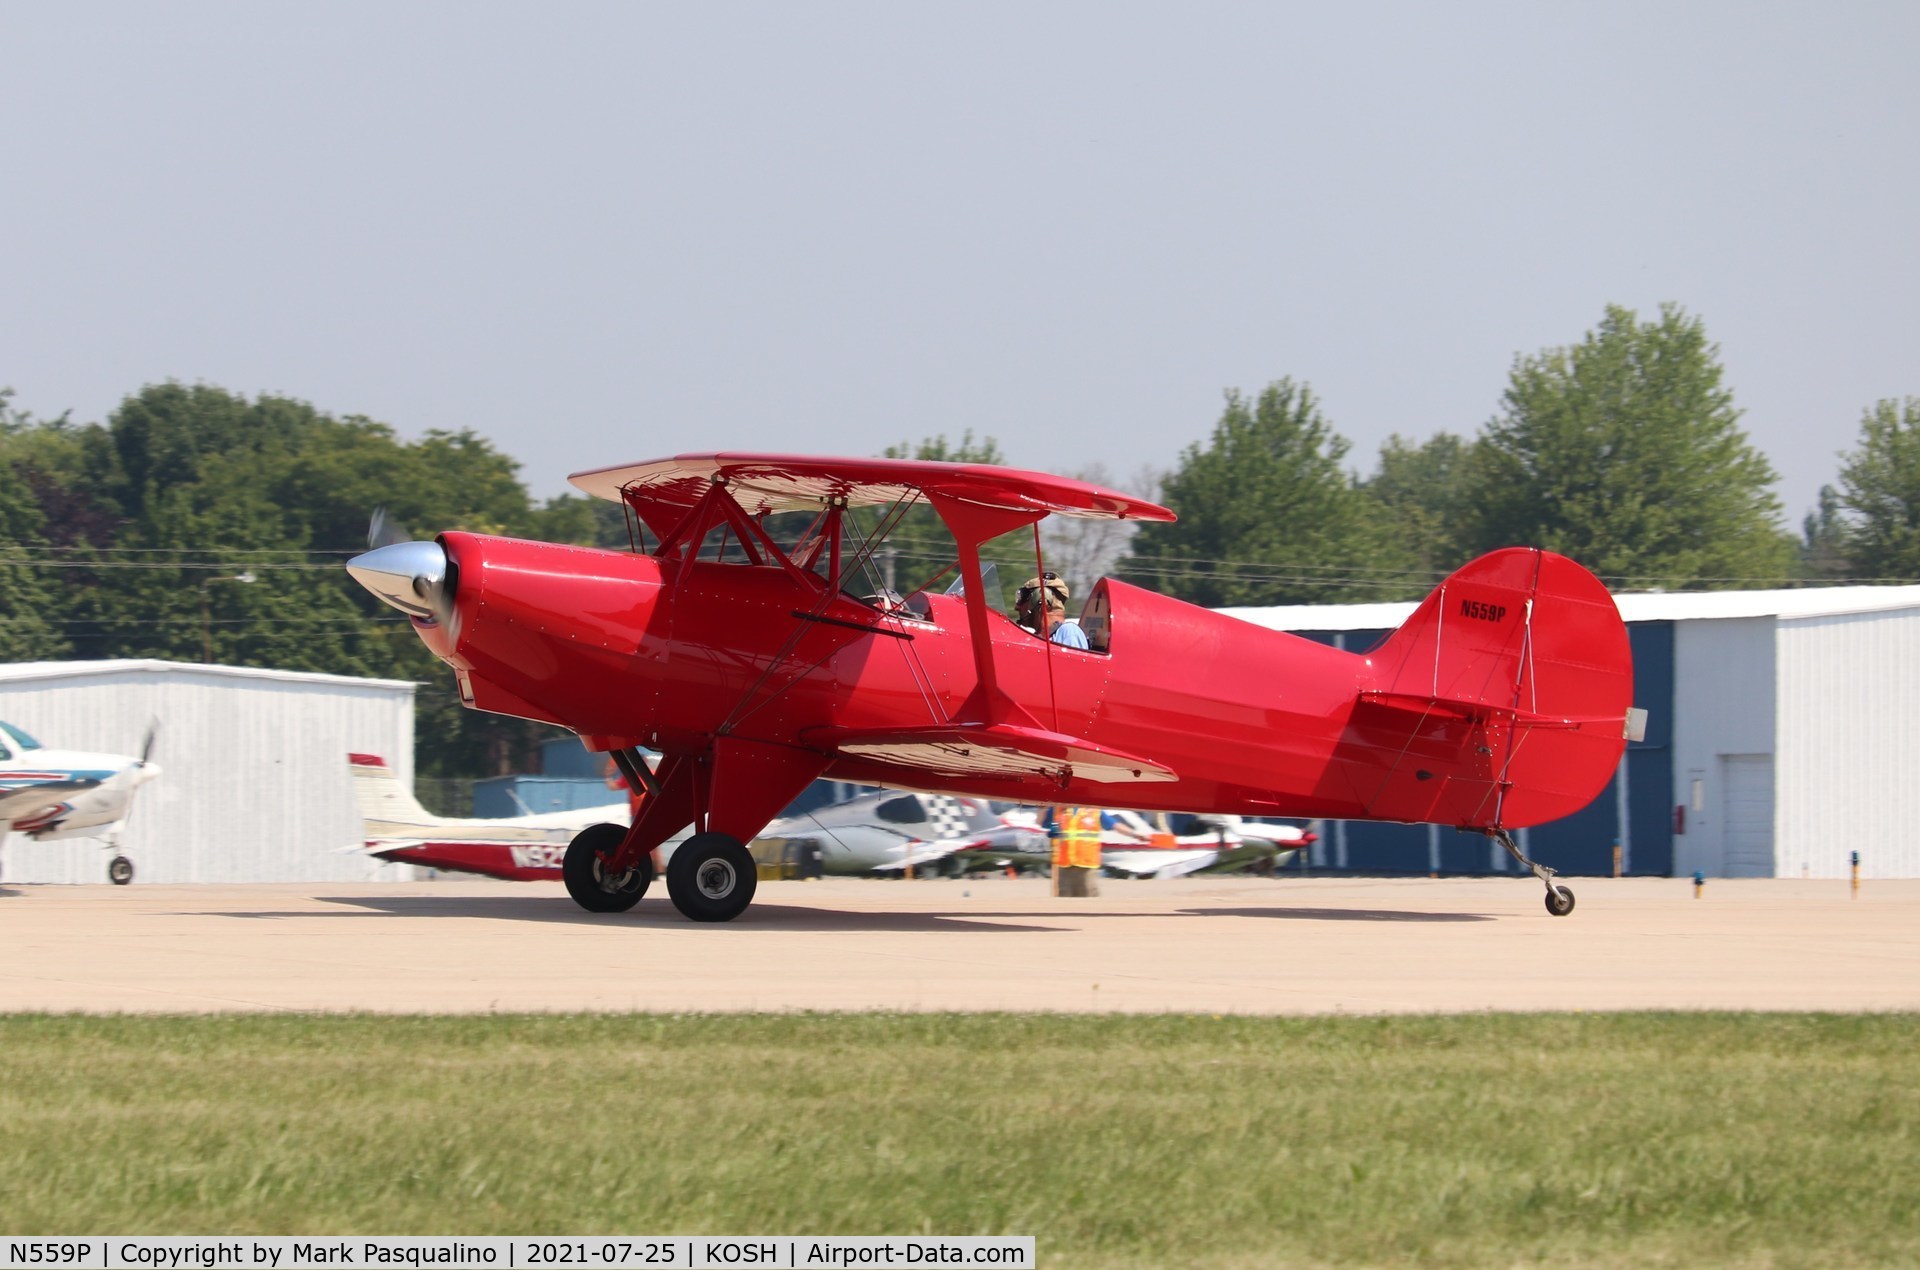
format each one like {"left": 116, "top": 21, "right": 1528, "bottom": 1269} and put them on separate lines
{"left": 926, "top": 490, "right": 1047, "bottom": 729}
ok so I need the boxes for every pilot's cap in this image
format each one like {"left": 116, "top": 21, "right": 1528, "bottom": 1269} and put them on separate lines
{"left": 1018, "top": 573, "right": 1068, "bottom": 612}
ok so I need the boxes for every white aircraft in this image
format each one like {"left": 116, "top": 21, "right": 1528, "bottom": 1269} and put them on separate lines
{"left": 348, "top": 752, "right": 686, "bottom": 882}
{"left": 978, "top": 806, "right": 1313, "bottom": 879}
{"left": 0, "top": 719, "right": 162, "bottom": 884}
{"left": 751, "top": 788, "right": 1005, "bottom": 876}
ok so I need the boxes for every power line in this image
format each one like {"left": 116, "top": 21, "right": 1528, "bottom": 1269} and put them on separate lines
{"left": 2, "top": 541, "right": 1909, "bottom": 592}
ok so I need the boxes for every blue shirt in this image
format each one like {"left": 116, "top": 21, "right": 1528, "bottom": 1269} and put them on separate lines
{"left": 1050, "top": 618, "right": 1089, "bottom": 649}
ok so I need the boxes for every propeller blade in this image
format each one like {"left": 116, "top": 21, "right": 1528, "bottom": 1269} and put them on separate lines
{"left": 139, "top": 719, "right": 159, "bottom": 766}
{"left": 368, "top": 506, "right": 413, "bottom": 551}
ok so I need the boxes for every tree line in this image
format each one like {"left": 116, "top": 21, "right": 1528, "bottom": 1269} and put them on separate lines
{"left": 1, "top": 301, "right": 1913, "bottom": 782}
{"left": 1123, "top": 303, "right": 1915, "bottom": 606}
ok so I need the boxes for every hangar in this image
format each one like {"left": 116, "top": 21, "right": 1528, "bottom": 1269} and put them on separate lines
{"left": 0, "top": 660, "right": 414, "bottom": 884}
{"left": 1222, "top": 585, "right": 1920, "bottom": 880}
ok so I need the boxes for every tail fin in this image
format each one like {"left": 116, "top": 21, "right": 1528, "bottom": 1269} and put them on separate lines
{"left": 347, "top": 752, "right": 439, "bottom": 830}
{"left": 1342, "top": 549, "right": 1635, "bottom": 830}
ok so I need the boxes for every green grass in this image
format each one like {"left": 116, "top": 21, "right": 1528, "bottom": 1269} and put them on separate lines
{"left": 1, "top": 1013, "right": 1916, "bottom": 1266}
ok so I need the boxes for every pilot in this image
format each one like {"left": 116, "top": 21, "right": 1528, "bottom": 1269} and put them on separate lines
{"left": 1015, "top": 573, "right": 1089, "bottom": 648}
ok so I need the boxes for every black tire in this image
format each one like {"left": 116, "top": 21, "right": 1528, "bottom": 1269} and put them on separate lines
{"left": 563, "top": 822, "right": 650, "bottom": 913}
{"left": 108, "top": 856, "right": 134, "bottom": 886}
{"left": 1544, "top": 884, "right": 1576, "bottom": 917}
{"left": 666, "top": 832, "right": 757, "bottom": 923}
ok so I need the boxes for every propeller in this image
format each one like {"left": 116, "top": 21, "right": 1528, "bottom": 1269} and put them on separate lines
{"left": 348, "top": 509, "right": 458, "bottom": 627}
{"left": 367, "top": 505, "right": 413, "bottom": 551}
{"left": 116, "top": 720, "right": 162, "bottom": 837}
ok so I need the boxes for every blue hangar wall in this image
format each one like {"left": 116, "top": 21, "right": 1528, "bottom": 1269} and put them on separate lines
{"left": 1287, "top": 621, "right": 1676, "bottom": 877}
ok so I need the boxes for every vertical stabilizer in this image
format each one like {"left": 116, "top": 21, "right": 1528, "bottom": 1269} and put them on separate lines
{"left": 347, "top": 753, "right": 439, "bottom": 831}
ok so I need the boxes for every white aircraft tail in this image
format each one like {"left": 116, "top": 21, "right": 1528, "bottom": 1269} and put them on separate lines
{"left": 348, "top": 752, "right": 441, "bottom": 831}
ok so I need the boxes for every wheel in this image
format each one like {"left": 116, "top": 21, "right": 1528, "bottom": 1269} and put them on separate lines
{"left": 108, "top": 856, "right": 134, "bottom": 886}
{"left": 563, "top": 823, "right": 651, "bottom": 913}
{"left": 666, "top": 832, "right": 757, "bottom": 923}
{"left": 1544, "top": 884, "right": 1575, "bottom": 917}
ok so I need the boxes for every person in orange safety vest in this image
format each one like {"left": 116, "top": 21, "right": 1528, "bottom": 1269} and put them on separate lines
{"left": 1046, "top": 805, "right": 1104, "bottom": 870}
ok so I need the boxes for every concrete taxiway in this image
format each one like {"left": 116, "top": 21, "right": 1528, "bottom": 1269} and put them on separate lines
{"left": 2, "top": 875, "right": 1915, "bottom": 1014}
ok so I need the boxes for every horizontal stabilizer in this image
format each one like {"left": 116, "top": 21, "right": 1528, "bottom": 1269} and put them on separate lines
{"left": 1358, "top": 690, "right": 1641, "bottom": 734}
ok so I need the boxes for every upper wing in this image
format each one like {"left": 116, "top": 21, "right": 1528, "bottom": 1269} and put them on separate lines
{"left": 569, "top": 453, "right": 1175, "bottom": 524}
{"left": 807, "top": 722, "right": 1178, "bottom": 787}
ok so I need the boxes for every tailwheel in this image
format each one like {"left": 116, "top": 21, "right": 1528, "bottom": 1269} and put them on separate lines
{"left": 1489, "top": 829, "right": 1577, "bottom": 918}
{"left": 108, "top": 856, "right": 134, "bottom": 886}
{"left": 563, "top": 822, "right": 651, "bottom": 913}
{"left": 666, "top": 832, "right": 757, "bottom": 923}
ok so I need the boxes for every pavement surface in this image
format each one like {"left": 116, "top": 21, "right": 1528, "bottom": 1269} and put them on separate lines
{"left": 2, "top": 874, "right": 1916, "bottom": 1014}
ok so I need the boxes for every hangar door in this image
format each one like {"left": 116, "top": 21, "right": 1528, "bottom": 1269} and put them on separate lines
{"left": 1720, "top": 754, "right": 1775, "bottom": 877}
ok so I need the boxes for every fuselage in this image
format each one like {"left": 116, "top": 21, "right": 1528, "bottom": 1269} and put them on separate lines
{"left": 0, "top": 747, "right": 157, "bottom": 837}
{"left": 756, "top": 789, "right": 999, "bottom": 874}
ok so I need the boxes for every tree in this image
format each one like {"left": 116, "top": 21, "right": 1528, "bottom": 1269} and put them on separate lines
{"left": 1120, "top": 379, "right": 1398, "bottom": 605}
{"left": 0, "top": 390, "right": 73, "bottom": 659}
{"left": 1462, "top": 303, "right": 1794, "bottom": 589}
{"left": 1799, "top": 485, "right": 1852, "bottom": 581}
{"left": 1363, "top": 432, "right": 1476, "bottom": 589}
{"left": 1820, "top": 396, "right": 1920, "bottom": 581}
{"left": 863, "top": 433, "right": 1016, "bottom": 597}
{"left": 1, "top": 382, "right": 582, "bottom": 783}
{"left": 882, "top": 432, "right": 1005, "bottom": 466}
{"left": 1039, "top": 462, "right": 1162, "bottom": 601}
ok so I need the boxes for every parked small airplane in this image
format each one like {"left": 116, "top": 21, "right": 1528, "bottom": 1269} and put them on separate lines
{"left": 349, "top": 452, "right": 1641, "bottom": 922}
{"left": 978, "top": 807, "right": 1314, "bottom": 879}
{"left": 751, "top": 787, "right": 1003, "bottom": 876}
{"left": 0, "top": 719, "right": 161, "bottom": 884}
{"left": 1100, "top": 811, "right": 1315, "bottom": 879}
{"left": 347, "top": 752, "right": 683, "bottom": 882}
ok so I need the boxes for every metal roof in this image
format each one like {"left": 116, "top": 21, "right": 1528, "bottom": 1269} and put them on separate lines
{"left": 0, "top": 659, "right": 417, "bottom": 691}
{"left": 1220, "top": 584, "right": 1920, "bottom": 633}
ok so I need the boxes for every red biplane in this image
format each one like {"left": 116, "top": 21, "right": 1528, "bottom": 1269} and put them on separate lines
{"left": 348, "top": 454, "right": 1639, "bottom": 922}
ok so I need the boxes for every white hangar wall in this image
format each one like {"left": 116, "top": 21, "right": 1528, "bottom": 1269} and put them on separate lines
{"left": 0, "top": 660, "right": 415, "bottom": 884}
{"left": 1776, "top": 608, "right": 1920, "bottom": 880}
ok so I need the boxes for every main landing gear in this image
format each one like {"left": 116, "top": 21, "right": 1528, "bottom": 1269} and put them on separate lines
{"left": 1490, "top": 828, "right": 1576, "bottom": 917}
{"left": 108, "top": 855, "right": 134, "bottom": 886}
{"left": 563, "top": 823, "right": 652, "bottom": 913}
{"left": 563, "top": 824, "right": 759, "bottom": 923}
{"left": 666, "top": 832, "right": 757, "bottom": 923}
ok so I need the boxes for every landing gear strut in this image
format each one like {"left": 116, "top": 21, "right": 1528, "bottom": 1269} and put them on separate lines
{"left": 1490, "top": 829, "right": 1575, "bottom": 917}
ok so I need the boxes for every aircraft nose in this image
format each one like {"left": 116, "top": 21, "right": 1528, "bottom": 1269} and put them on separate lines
{"left": 133, "top": 760, "right": 162, "bottom": 784}
{"left": 346, "top": 540, "right": 455, "bottom": 623}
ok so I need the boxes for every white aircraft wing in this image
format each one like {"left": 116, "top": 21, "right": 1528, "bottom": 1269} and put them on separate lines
{"left": 863, "top": 833, "right": 995, "bottom": 873}
{"left": 1100, "top": 848, "right": 1222, "bottom": 880}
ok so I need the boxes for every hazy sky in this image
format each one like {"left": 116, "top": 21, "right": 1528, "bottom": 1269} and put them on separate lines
{"left": 4, "top": 3, "right": 1915, "bottom": 525}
